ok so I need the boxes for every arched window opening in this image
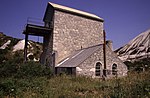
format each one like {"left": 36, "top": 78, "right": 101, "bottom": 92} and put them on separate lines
{"left": 112, "top": 64, "right": 117, "bottom": 75}
{"left": 95, "top": 62, "right": 102, "bottom": 76}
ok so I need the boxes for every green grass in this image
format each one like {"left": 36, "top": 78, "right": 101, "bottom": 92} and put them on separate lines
{"left": 0, "top": 48, "right": 149, "bottom": 98}
{"left": 0, "top": 71, "right": 150, "bottom": 98}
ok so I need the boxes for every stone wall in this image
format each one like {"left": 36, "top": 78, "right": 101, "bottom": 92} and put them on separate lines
{"left": 40, "top": 33, "right": 53, "bottom": 67}
{"left": 77, "top": 45, "right": 128, "bottom": 78}
{"left": 53, "top": 11, "right": 103, "bottom": 64}
{"left": 105, "top": 46, "right": 128, "bottom": 77}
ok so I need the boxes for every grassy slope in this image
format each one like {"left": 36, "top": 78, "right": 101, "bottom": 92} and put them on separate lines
{"left": 0, "top": 70, "right": 150, "bottom": 98}
{"left": 0, "top": 33, "right": 150, "bottom": 98}
{"left": 0, "top": 55, "right": 149, "bottom": 97}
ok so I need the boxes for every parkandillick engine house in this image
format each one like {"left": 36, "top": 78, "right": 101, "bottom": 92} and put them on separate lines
{"left": 23, "top": 2, "right": 127, "bottom": 78}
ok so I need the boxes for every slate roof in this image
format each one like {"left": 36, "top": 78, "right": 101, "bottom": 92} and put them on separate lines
{"left": 48, "top": 2, "right": 104, "bottom": 22}
{"left": 56, "top": 44, "right": 103, "bottom": 67}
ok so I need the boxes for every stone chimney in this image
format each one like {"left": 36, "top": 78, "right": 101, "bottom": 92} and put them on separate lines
{"left": 106, "top": 40, "right": 113, "bottom": 50}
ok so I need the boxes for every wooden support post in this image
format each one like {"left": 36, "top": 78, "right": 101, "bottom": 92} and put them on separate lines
{"left": 24, "top": 33, "right": 28, "bottom": 62}
{"left": 147, "top": 32, "right": 150, "bottom": 59}
{"left": 103, "top": 30, "right": 107, "bottom": 77}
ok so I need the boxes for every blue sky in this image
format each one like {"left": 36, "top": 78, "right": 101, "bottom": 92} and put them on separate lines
{"left": 0, "top": 0, "right": 150, "bottom": 49}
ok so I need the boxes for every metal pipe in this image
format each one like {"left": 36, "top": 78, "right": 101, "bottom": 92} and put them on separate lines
{"left": 103, "top": 30, "right": 107, "bottom": 77}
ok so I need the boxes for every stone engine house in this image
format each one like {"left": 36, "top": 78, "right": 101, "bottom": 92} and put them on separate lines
{"left": 23, "top": 2, "right": 128, "bottom": 78}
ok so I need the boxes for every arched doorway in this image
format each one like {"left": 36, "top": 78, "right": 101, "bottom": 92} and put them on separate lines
{"left": 112, "top": 63, "right": 117, "bottom": 75}
{"left": 95, "top": 62, "right": 102, "bottom": 76}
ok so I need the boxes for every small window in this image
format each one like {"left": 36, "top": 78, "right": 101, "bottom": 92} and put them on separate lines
{"left": 112, "top": 64, "right": 117, "bottom": 75}
{"left": 95, "top": 62, "right": 102, "bottom": 76}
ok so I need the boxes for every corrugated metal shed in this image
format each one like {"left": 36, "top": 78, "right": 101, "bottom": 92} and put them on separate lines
{"left": 56, "top": 44, "right": 103, "bottom": 67}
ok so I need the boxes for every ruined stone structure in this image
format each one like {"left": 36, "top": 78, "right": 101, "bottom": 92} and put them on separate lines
{"left": 24, "top": 2, "right": 128, "bottom": 78}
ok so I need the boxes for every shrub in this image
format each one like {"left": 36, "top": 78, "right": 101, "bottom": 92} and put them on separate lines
{"left": 0, "top": 63, "right": 17, "bottom": 78}
{"left": 0, "top": 79, "right": 17, "bottom": 97}
{"left": 124, "top": 58, "right": 150, "bottom": 72}
{"left": 0, "top": 48, "right": 52, "bottom": 78}
{"left": 0, "top": 49, "right": 9, "bottom": 63}
{"left": 16, "top": 61, "right": 52, "bottom": 78}
{"left": 0, "top": 50, "right": 24, "bottom": 77}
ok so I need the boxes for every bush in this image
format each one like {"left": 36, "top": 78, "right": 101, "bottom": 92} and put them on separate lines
{"left": 16, "top": 61, "right": 52, "bottom": 78}
{"left": 0, "top": 79, "right": 17, "bottom": 97}
{"left": 0, "top": 61, "right": 52, "bottom": 78}
{"left": 124, "top": 58, "right": 150, "bottom": 72}
{"left": 0, "top": 51, "right": 24, "bottom": 77}
{"left": 0, "top": 49, "right": 52, "bottom": 78}
{"left": 0, "top": 49, "right": 9, "bottom": 63}
{"left": 0, "top": 62, "right": 18, "bottom": 78}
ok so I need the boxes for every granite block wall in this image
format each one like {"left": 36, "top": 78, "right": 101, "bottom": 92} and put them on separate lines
{"left": 53, "top": 11, "right": 103, "bottom": 64}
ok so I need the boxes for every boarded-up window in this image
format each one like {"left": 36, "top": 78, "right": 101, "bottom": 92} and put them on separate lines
{"left": 112, "top": 64, "right": 117, "bottom": 75}
{"left": 95, "top": 62, "right": 101, "bottom": 76}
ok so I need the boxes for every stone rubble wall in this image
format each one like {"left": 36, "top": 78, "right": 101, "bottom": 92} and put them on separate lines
{"left": 53, "top": 11, "right": 103, "bottom": 64}
{"left": 77, "top": 46, "right": 128, "bottom": 78}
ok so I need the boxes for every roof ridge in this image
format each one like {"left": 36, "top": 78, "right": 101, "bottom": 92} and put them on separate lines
{"left": 48, "top": 2, "right": 104, "bottom": 22}
{"left": 76, "top": 44, "right": 103, "bottom": 51}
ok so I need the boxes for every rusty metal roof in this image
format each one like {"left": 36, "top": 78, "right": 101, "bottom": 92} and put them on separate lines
{"left": 56, "top": 44, "right": 103, "bottom": 67}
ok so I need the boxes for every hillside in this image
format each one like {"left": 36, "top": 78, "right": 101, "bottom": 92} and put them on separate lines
{"left": 0, "top": 33, "right": 150, "bottom": 98}
{"left": 115, "top": 29, "right": 150, "bottom": 61}
{"left": 0, "top": 32, "right": 43, "bottom": 63}
{"left": 0, "top": 32, "right": 20, "bottom": 49}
